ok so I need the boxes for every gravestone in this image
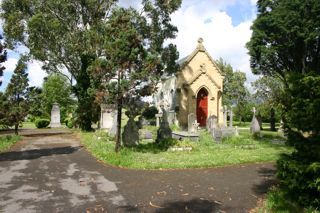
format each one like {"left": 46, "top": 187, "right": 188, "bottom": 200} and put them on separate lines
{"left": 109, "top": 111, "right": 118, "bottom": 137}
{"left": 155, "top": 113, "right": 162, "bottom": 127}
{"left": 100, "top": 104, "right": 115, "bottom": 129}
{"left": 224, "top": 105, "right": 228, "bottom": 127}
{"left": 188, "top": 113, "right": 197, "bottom": 133}
{"left": 140, "top": 130, "right": 153, "bottom": 140}
{"left": 229, "top": 109, "right": 233, "bottom": 128}
{"left": 213, "top": 128, "right": 222, "bottom": 143}
{"left": 122, "top": 118, "right": 139, "bottom": 146}
{"left": 278, "top": 119, "right": 284, "bottom": 136}
{"left": 167, "top": 110, "right": 176, "bottom": 125}
{"left": 50, "top": 103, "right": 61, "bottom": 128}
{"left": 156, "top": 108, "right": 172, "bottom": 143}
{"left": 250, "top": 107, "right": 261, "bottom": 134}
{"left": 207, "top": 115, "right": 217, "bottom": 133}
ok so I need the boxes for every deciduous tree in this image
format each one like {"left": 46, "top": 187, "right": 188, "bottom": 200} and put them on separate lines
{"left": 1, "top": 0, "right": 117, "bottom": 131}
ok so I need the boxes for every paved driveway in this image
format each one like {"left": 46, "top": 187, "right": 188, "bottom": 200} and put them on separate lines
{"left": 0, "top": 130, "right": 276, "bottom": 213}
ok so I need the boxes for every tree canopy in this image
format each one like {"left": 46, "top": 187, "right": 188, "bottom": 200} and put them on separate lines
{"left": 0, "top": 35, "right": 7, "bottom": 87}
{"left": 1, "top": 0, "right": 118, "bottom": 130}
{"left": 248, "top": 0, "right": 320, "bottom": 208}
{"left": 3, "top": 56, "right": 29, "bottom": 134}
{"left": 89, "top": 1, "right": 181, "bottom": 151}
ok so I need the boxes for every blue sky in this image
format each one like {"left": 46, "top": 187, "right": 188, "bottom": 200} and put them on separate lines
{"left": 0, "top": 0, "right": 257, "bottom": 92}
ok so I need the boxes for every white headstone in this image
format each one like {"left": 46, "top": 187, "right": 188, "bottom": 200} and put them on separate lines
{"left": 100, "top": 104, "right": 116, "bottom": 129}
{"left": 188, "top": 113, "right": 196, "bottom": 133}
{"left": 50, "top": 103, "right": 61, "bottom": 128}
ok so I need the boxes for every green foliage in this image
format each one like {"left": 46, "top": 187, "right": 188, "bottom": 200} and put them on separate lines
{"left": 0, "top": 135, "right": 20, "bottom": 152}
{"left": 142, "top": 106, "right": 158, "bottom": 120}
{"left": 64, "top": 117, "right": 74, "bottom": 129}
{"left": 0, "top": 34, "right": 7, "bottom": 87}
{"left": 35, "top": 118, "right": 50, "bottom": 128}
{"left": 42, "top": 73, "right": 76, "bottom": 122}
{"left": 2, "top": 56, "right": 29, "bottom": 134}
{"left": 247, "top": 0, "right": 320, "bottom": 78}
{"left": 1, "top": 0, "right": 116, "bottom": 131}
{"left": 216, "top": 58, "right": 251, "bottom": 122}
{"left": 248, "top": 0, "right": 320, "bottom": 209}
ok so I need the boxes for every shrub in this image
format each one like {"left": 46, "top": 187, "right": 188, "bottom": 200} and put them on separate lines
{"left": 35, "top": 119, "right": 50, "bottom": 128}
{"left": 64, "top": 118, "right": 74, "bottom": 129}
{"left": 142, "top": 106, "right": 158, "bottom": 120}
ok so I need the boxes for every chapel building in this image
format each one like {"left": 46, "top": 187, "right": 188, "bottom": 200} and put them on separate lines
{"left": 154, "top": 38, "right": 225, "bottom": 128}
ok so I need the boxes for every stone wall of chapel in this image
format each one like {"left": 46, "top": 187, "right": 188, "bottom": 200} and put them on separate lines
{"left": 176, "top": 53, "right": 224, "bottom": 128}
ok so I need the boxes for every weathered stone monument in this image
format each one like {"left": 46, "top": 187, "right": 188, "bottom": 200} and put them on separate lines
{"left": 188, "top": 113, "right": 197, "bottom": 133}
{"left": 100, "top": 104, "right": 117, "bottom": 136}
{"left": 50, "top": 103, "right": 61, "bottom": 128}
{"left": 156, "top": 107, "right": 172, "bottom": 143}
{"left": 122, "top": 118, "right": 139, "bottom": 146}
{"left": 250, "top": 107, "right": 261, "bottom": 134}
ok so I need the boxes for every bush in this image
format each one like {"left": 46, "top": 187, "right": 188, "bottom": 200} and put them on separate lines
{"left": 277, "top": 133, "right": 320, "bottom": 208}
{"left": 142, "top": 106, "right": 158, "bottom": 120}
{"left": 35, "top": 119, "right": 50, "bottom": 128}
{"left": 64, "top": 118, "right": 74, "bottom": 129}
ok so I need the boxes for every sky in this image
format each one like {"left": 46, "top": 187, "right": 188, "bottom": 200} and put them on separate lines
{"left": 0, "top": 0, "right": 258, "bottom": 92}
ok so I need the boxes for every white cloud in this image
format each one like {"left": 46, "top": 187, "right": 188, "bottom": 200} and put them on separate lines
{"left": 27, "top": 60, "right": 47, "bottom": 87}
{"left": 3, "top": 57, "right": 18, "bottom": 73}
{"left": 169, "top": 0, "right": 258, "bottom": 83}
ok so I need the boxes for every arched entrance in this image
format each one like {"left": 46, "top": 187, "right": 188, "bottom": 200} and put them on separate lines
{"left": 196, "top": 88, "right": 208, "bottom": 127}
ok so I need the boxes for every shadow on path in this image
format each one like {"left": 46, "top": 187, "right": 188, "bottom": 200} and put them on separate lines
{"left": 0, "top": 146, "right": 81, "bottom": 161}
{"left": 252, "top": 167, "right": 278, "bottom": 195}
{"left": 155, "top": 199, "right": 221, "bottom": 213}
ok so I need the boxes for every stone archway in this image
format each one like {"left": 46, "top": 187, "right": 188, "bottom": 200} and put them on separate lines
{"left": 196, "top": 88, "right": 208, "bottom": 127}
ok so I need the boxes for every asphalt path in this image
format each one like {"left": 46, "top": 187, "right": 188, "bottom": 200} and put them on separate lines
{"left": 0, "top": 130, "right": 276, "bottom": 213}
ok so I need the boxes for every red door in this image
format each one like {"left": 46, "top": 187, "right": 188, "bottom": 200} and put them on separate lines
{"left": 197, "top": 88, "right": 208, "bottom": 127}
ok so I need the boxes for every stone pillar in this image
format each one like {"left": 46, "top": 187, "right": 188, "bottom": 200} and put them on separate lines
{"left": 229, "top": 109, "right": 233, "bottom": 128}
{"left": 155, "top": 114, "right": 162, "bottom": 127}
{"left": 50, "top": 103, "right": 61, "bottom": 128}
{"left": 223, "top": 105, "right": 228, "bottom": 127}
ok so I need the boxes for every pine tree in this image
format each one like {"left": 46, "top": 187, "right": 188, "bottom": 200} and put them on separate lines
{"left": 5, "top": 56, "right": 29, "bottom": 134}
{"left": 0, "top": 35, "right": 7, "bottom": 87}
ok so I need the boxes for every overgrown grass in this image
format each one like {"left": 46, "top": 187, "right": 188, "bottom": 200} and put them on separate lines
{"left": 0, "top": 135, "right": 21, "bottom": 152}
{"left": 256, "top": 187, "right": 319, "bottom": 213}
{"left": 80, "top": 127, "right": 292, "bottom": 169}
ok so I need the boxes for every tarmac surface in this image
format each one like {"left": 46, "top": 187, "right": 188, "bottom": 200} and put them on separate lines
{"left": 0, "top": 129, "right": 277, "bottom": 213}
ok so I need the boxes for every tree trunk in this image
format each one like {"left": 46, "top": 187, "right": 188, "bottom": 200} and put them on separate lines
{"left": 115, "top": 70, "right": 122, "bottom": 152}
{"left": 115, "top": 100, "right": 122, "bottom": 152}
{"left": 14, "top": 123, "right": 19, "bottom": 135}
{"left": 270, "top": 108, "right": 276, "bottom": 131}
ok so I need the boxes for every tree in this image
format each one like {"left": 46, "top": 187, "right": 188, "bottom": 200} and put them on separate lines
{"left": 1, "top": 0, "right": 118, "bottom": 131}
{"left": 216, "top": 58, "right": 250, "bottom": 123}
{"left": 42, "top": 73, "right": 76, "bottom": 122}
{"left": 4, "top": 56, "right": 29, "bottom": 134}
{"left": 27, "top": 86, "right": 45, "bottom": 120}
{"left": 89, "top": 1, "right": 181, "bottom": 151}
{"left": 247, "top": 0, "right": 320, "bottom": 208}
{"left": 0, "top": 35, "right": 7, "bottom": 87}
{"left": 252, "top": 76, "right": 284, "bottom": 130}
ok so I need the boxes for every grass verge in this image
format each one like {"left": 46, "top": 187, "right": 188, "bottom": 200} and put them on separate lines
{"left": 0, "top": 135, "right": 21, "bottom": 152}
{"left": 80, "top": 127, "right": 292, "bottom": 170}
{"left": 255, "top": 187, "right": 319, "bottom": 213}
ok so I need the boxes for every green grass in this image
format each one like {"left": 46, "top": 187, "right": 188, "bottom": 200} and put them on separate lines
{"left": 0, "top": 135, "right": 21, "bottom": 152}
{"left": 22, "top": 121, "right": 36, "bottom": 129}
{"left": 80, "top": 127, "right": 292, "bottom": 170}
{"left": 257, "top": 187, "right": 319, "bottom": 213}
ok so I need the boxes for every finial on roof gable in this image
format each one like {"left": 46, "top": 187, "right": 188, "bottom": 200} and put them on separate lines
{"left": 197, "top": 37, "right": 205, "bottom": 51}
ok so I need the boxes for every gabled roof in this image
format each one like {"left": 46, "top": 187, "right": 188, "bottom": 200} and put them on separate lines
{"left": 178, "top": 38, "right": 225, "bottom": 77}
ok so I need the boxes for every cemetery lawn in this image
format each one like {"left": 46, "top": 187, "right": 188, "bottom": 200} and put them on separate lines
{"left": 0, "top": 135, "right": 20, "bottom": 152}
{"left": 80, "top": 128, "right": 292, "bottom": 170}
